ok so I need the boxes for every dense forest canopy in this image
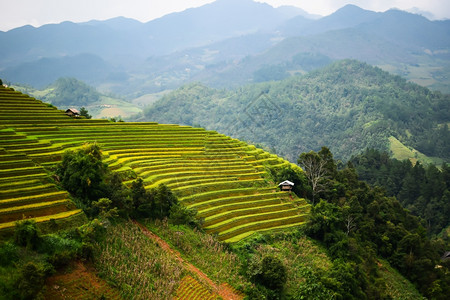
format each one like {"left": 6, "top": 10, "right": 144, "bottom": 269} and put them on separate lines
{"left": 351, "top": 149, "right": 450, "bottom": 236}
{"left": 299, "top": 147, "right": 450, "bottom": 299}
{"left": 137, "top": 60, "right": 450, "bottom": 162}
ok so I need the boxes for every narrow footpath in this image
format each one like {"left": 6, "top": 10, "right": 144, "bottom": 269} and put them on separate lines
{"left": 133, "top": 220, "right": 243, "bottom": 300}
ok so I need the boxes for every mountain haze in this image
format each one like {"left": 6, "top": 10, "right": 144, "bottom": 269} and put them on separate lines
{"left": 1, "top": 0, "right": 449, "bottom": 94}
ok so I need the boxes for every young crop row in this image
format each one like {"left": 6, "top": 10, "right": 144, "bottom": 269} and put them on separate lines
{"left": 145, "top": 175, "right": 237, "bottom": 190}
{"left": 218, "top": 214, "right": 308, "bottom": 242}
{"left": 0, "top": 191, "right": 69, "bottom": 209}
{"left": 0, "top": 209, "right": 84, "bottom": 234}
{"left": 174, "top": 275, "right": 217, "bottom": 300}
{"left": 206, "top": 208, "right": 301, "bottom": 234}
{"left": 188, "top": 190, "right": 285, "bottom": 211}
{"left": 94, "top": 221, "right": 184, "bottom": 299}
{"left": 0, "top": 199, "right": 71, "bottom": 223}
{"left": 203, "top": 202, "right": 297, "bottom": 227}
{"left": 0, "top": 183, "right": 58, "bottom": 200}
{"left": 171, "top": 178, "right": 265, "bottom": 198}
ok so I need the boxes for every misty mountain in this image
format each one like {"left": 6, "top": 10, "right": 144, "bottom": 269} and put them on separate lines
{"left": 0, "top": 0, "right": 298, "bottom": 66}
{"left": 1, "top": 0, "right": 449, "bottom": 95}
{"left": 188, "top": 7, "right": 450, "bottom": 91}
{"left": 278, "top": 5, "right": 380, "bottom": 37}
{"left": 1, "top": 53, "right": 118, "bottom": 88}
{"left": 140, "top": 0, "right": 294, "bottom": 54}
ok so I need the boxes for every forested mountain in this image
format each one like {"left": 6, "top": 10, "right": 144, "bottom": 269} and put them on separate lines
{"left": 1, "top": 1, "right": 449, "bottom": 95}
{"left": 137, "top": 60, "right": 450, "bottom": 162}
{"left": 41, "top": 77, "right": 101, "bottom": 108}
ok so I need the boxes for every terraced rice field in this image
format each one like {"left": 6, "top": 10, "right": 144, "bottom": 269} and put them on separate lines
{"left": 0, "top": 86, "right": 310, "bottom": 242}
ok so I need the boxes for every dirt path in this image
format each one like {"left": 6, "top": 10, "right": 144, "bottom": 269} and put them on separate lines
{"left": 133, "top": 220, "right": 243, "bottom": 300}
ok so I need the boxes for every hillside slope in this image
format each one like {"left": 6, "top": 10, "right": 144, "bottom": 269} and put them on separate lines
{"left": 0, "top": 85, "right": 309, "bottom": 242}
{"left": 139, "top": 60, "right": 450, "bottom": 162}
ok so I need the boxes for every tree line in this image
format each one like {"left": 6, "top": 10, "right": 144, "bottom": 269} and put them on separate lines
{"left": 296, "top": 147, "right": 450, "bottom": 299}
{"left": 350, "top": 148, "right": 450, "bottom": 236}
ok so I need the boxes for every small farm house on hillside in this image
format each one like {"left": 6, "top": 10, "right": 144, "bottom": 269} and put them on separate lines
{"left": 65, "top": 108, "right": 80, "bottom": 117}
{"left": 278, "top": 180, "right": 294, "bottom": 191}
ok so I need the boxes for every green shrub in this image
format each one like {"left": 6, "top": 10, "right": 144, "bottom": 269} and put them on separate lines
{"left": 169, "top": 204, "right": 200, "bottom": 228}
{"left": 39, "top": 234, "right": 81, "bottom": 268}
{"left": 249, "top": 254, "right": 287, "bottom": 292}
{"left": 55, "top": 143, "right": 108, "bottom": 207}
{"left": 14, "top": 219, "right": 40, "bottom": 250}
{"left": 0, "top": 241, "right": 19, "bottom": 267}
{"left": 15, "top": 262, "right": 46, "bottom": 300}
{"left": 258, "top": 255, "right": 287, "bottom": 291}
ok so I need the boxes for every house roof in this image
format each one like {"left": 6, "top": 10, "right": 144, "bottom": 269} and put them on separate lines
{"left": 278, "top": 180, "right": 295, "bottom": 186}
{"left": 66, "top": 108, "right": 80, "bottom": 114}
{"left": 442, "top": 251, "right": 450, "bottom": 260}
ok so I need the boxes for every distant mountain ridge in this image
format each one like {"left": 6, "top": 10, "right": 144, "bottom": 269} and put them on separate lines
{"left": 0, "top": 0, "right": 298, "bottom": 65}
{"left": 1, "top": 0, "right": 449, "bottom": 95}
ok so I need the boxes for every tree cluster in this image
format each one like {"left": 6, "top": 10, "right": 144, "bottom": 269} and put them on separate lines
{"left": 302, "top": 147, "right": 450, "bottom": 299}
{"left": 351, "top": 149, "right": 450, "bottom": 235}
{"left": 0, "top": 218, "right": 106, "bottom": 299}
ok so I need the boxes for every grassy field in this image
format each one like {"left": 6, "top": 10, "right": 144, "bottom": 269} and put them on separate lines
{"left": 388, "top": 136, "right": 445, "bottom": 166}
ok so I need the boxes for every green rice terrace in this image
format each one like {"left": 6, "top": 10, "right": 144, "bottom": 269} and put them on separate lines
{"left": 0, "top": 85, "right": 310, "bottom": 243}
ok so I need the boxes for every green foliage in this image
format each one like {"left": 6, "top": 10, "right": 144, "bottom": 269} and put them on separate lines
{"left": 130, "top": 178, "right": 185, "bottom": 222}
{"left": 79, "top": 106, "right": 92, "bottom": 119}
{"left": 104, "top": 172, "right": 132, "bottom": 217}
{"left": 351, "top": 149, "right": 450, "bottom": 235}
{"left": 301, "top": 147, "right": 450, "bottom": 299}
{"left": 256, "top": 255, "right": 287, "bottom": 291}
{"left": 291, "top": 267, "right": 336, "bottom": 300}
{"left": 306, "top": 200, "right": 343, "bottom": 242}
{"left": 55, "top": 143, "right": 108, "bottom": 207}
{"left": 55, "top": 144, "right": 191, "bottom": 224}
{"left": 0, "top": 242, "right": 19, "bottom": 267}
{"left": 169, "top": 204, "right": 199, "bottom": 228}
{"left": 94, "top": 221, "right": 184, "bottom": 299}
{"left": 140, "top": 60, "right": 450, "bottom": 162}
{"left": 14, "top": 220, "right": 40, "bottom": 250}
{"left": 253, "top": 65, "right": 289, "bottom": 82}
{"left": 15, "top": 262, "right": 46, "bottom": 300}
{"left": 91, "top": 198, "right": 119, "bottom": 220}
{"left": 0, "top": 213, "right": 107, "bottom": 298}
{"left": 298, "top": 147, "right": 337, "bottom": 203}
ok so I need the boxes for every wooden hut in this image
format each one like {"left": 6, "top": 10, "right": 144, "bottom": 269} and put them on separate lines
{"left": 278, "top": 180, "right": 294, "bottom": 191}
{"left": 65, "top": 108, "right": 80, "bottom": 117}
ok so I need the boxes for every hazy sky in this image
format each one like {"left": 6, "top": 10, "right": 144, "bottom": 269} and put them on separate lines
{"left": 0, "top": 0, "right": 448, "bottom": 32}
